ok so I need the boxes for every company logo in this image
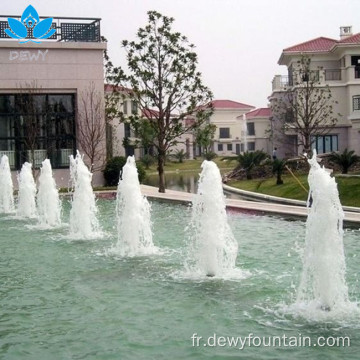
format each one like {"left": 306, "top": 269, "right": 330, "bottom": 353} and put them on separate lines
{"left": 5, "top": 5, "right": 55, "bottom": 44}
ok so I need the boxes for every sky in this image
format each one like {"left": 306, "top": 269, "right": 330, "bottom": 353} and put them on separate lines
{"left": 2, "top": 0, "right": 360, "bottom": 108}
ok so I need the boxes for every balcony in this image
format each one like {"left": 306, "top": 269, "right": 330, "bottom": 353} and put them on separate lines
{"left": 325, "top": 69, "right": 341, "bottom": 81}
{"left": 0, "top": 15, "right": 101, "bottom": 42}
{"left": 272, "top": 75, "right": 289, "bottom": 91}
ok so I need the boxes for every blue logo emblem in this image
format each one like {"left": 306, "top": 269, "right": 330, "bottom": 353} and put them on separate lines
{"left": 5, "top": 5, "right": 56, "bottom": 44}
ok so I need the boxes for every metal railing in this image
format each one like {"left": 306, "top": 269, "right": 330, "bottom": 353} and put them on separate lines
{"left": 325, "top": 69, "right": 341, "bottom": 81}
{"left": 272, "top": 75, "right": 289, "bottom": 91}
{"left": 0, "top": 15, "right": 101, "bottom": 42}
{"left": 0, "top": 148, "right": 74, "bottom": 170}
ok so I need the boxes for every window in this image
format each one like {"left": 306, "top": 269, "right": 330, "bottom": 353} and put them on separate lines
{"left": 285, "top": 109, "right": 294, "bottom": 123}
{"left": 351, "top": 56, "right": 360, "bottom": 79}
{"left": 353, "top": 96, "right": 360, "bottom": 111}
{"left": 302, "top": 70, "right": 319, "bottom": 82}
{"left": 227, "top": 143, "right": 233, "bottom": 151}
{"left": 123, "top": 100, "right": 128, "bottom": 114}
{"left": 217, "top": 143, "right": 223, "bottom": 151}
{"left": 131, "top": 100, "right": 138, "bottom": 114}
{"left": 0, "top": 94, "right": 75, "bottom": 169}
{"left": 219, "top": 128, "right": 230, "bottom": 138}
{"left": 124, "top": 123, "right": 131, "bottom": 138}
{"left": 247, "top": 142, "right": 255, "bottom": 151}
{"left": 355, "top": 66, "right": 360, "bottom": 79}
{"left": 247, "top": 122, "right": 255, "bottom": 136}
{"left": 311, "top": 135, "right": 338, "bottom": 154}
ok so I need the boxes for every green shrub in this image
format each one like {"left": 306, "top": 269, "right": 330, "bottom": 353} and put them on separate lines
{"left": 103, "top": 156, "right": 126, "bottom": 186}
{"left": 103, "top": 156, "right": 147, "bottom": 185}
{"left": 329, "top": 149, "right": 360, "bottom": 174}
{"left": 272, "top": 158, "right": 287, "bottom": 185}
{"left": 141, "top": 154, "right": 155, "bottom": 169}
{"left": 204, "top": 152, "right": 217, "bottom": 161}
{"left": 237, "top": 150, "right": 268, "bottom": 179}
{"left": 174, "top": 149, "right": 186, "bottom": 163}
{"left": 136, "top": 161, "right": 146, "bottom": 183}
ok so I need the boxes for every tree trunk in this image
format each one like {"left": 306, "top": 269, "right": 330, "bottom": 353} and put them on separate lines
{"left": 276, "top": 173, "right": 283, "bottom": 185}
{"left": 304, "top": 133, "right": 311, "bottom": 155}
{"left": 157, "top": 150, "right": 166, "bottom": 193}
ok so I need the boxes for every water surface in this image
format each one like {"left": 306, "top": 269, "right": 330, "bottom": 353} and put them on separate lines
{"left": 0, "top": 200, "right": 359, "bottom": 359}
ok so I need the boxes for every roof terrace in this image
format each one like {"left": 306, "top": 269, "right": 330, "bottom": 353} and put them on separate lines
{"left": 0, "top": 15, "right": 101, "bottom": 42}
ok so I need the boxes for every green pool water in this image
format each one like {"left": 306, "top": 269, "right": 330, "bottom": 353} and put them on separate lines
{"left": 1, "top": 200, "right": 359, "bottom": 360}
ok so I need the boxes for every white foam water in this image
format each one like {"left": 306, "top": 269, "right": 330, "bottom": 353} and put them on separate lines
{"left": 37, "top": 159, "right": 62, "bottom": 228}
{"left": 283, "top": 150, "right": 358, "bottom": 320}
{"left": 17, "top": 162, "right": 37, "bottom": 218}
{"left": 69, "top": 151, "right": 100, "bottom": 239}
{"left": 185, "top": 160, "right": 241, "bottom": 278}
{"left": 108, "top": 156, "right": 158, "bottom": 257}
{"left": 0, "top": 155, "right": 15, "bottom": 213}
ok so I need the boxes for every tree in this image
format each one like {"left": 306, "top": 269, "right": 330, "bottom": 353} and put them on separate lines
{"left": 105, "top": 11, "right": 213, "bottom": 192}
{"left": 15, "top": 82, "right": 43, "bottom": 170}
{"left": 271, "top": 56, "right": 339, "bottom": 155}
{"left": 134, "top": 119, "right": 156, "bottom": 155}
{"left": 77, "top": 82, "right": 106, "bottom": 172}
{"left": 329, "top": 149, "right": 359, "bottom": 174}
{"left": 237, "top": 150, "right": 267, "bottom": 180}
{"left": 194, "top": 123, "right": 216, "bottom": 155}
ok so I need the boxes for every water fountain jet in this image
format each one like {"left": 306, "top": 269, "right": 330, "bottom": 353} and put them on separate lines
{"left": 69, "top": 151, "right": 100, "bottom": 239}
{"left": 17, "top": 162, "right": 37, "bottom": 218}
{"left": 186, "top": 160, "right": 239, "bottom": 277}
{"left": 110, "top": 156, "right": 156, "bottom": 256}
{"left": 37, "top": 159, "right": 61, "bottom": 227}
{"left": 0, "top": 155, "right": 15, "bottom": 213}
{"left": 296, "top": 150, "right": 350, "bottom": 311}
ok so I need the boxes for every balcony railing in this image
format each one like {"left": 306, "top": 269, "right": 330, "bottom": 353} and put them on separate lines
{"left": 0, "top": 15, "right": 101, "bottom": 42}
{"left": 325, "top": 69, "right": 341, "bottom": 81}
{"left": 272, "top": 75, "right": 289, "bottom": 91}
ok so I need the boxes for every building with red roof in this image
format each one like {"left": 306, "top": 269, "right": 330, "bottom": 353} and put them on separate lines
{"left": 203, "top": 99, "right": 255, "bottom": 156}
{"left": 270, "top": 26, "right": 360, "bottom": 158}
{"left": 231, "top": 108, "right": 272, "bottom": 155}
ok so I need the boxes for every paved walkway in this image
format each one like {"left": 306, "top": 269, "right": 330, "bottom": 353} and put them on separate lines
{"left": 140, "top": 185, "right": 360, "bottom": 226}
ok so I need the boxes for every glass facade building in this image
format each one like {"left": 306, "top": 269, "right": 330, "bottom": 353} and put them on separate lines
{"left": 0, "top": 94, "right": 76, "bottom": 169}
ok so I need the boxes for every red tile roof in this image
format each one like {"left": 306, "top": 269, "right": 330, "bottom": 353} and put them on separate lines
{"left": 211, "top": 99, "right": 255, "bottom": 109}
{"left": 142, "top": 108, "right": 178, "bottom": 118}
{"left": 246, "top": 108, "right": 271, "bottom": 119}
{"left": 339, "top": 33, "right": 360, "bottom": 44}
{"left": 142, "top": 108, "right": 159, "bottom": 118}
{"left": 104, "top": 84, "right": 133, "bottom": 94}
{"left": 283, "top": 37, "right": 338, "bottom": 52}
{"left": 283, "top": 33, "right": 360, "bottom": 53}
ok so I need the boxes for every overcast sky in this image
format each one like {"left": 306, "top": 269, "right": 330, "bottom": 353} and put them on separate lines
{"left": 2, "top": 0, "right": 360, "bottom": 108}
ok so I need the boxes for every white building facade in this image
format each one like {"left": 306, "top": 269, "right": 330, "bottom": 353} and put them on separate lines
{"left": 209, "top": 100, "right": 255, "bottom": 156}
{"left": 270, "top": 27, "right": 360, "bottom": 158}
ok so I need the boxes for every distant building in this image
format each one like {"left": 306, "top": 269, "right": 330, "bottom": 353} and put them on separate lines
{"left": 104, "top": 84, "right": 141, "bottom": 159}
{"left": 207, "top": 100, "right": 255, "bottom": 156}
{"left": 108, "top": 96, "right": 274, "bottom": 159}
{"left": 270, "top": 26, "right": 360, "bottom": 158}
{"left": 0, "top": 14, "right": 106, "bottom": 186}
{"left": 242, "top": 107, "right": 272, "bottom": 154}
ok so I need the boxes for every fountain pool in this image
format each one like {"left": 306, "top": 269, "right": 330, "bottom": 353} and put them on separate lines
{"left": 1, "top": 199, "right": 359, "bottom": 360}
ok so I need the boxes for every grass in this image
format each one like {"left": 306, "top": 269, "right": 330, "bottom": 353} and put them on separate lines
{"left": 228, "top": 173, "right": 360, "bottom": 207}
{"left": 146, "top": 157, "right": 237, "bottom": 174}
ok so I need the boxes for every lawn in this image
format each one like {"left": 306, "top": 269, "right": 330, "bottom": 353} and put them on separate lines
{"left": 146, "top": 157, "right": 237, "bottom": 174}
{"left": 228, "top": 173, "right": 360, "bottom": 208}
